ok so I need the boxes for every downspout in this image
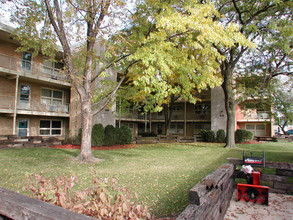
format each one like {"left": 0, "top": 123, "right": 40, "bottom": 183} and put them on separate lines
{"left": 13, "top": 74, "right": 19, "bottom": 135}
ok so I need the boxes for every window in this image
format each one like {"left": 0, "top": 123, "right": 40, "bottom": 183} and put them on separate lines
{"left": 40, "top": 120, "right": 62, "bottom": 136}
{"left": 20, "top": 85, "right": 30, "bottom": 102}
{"left": 22, "top": 52, "right": 32, "bottom": 70}
{"left": 245, "top": 123, "right": 266, "bottom": 136}
{"left": 41, "top": 88, "right": 63, "bottom": 106}
{"left": 173, "top": 105, "right": 183, "bottom": 112}
{"left": 43, "top": 58, "right": 64, "bottom": 79}
{"left": 194, "top": 103, "right": 211, "bottom": 115}
{"left": 169, "top": 123, "right": 184, "bottom": 134}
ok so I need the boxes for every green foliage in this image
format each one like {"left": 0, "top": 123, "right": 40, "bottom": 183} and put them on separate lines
{"left": 112, "top": 0, "right": 252, "bottom": 113}
{"left": 235, "top": 129, "right": 254, "bottom": 143}
{"left": 116, "top": 125, "right": 133, "bottom": 145}
{"left": 91, "top": 124, "right": 104, "bottom": 146}
{"left": 103, "top": 125, "right": 117, "bottom": 146}
{"left": 75, "top": 128, "right": 82, "bottom": 145}
{"left": 26, "top": 174, "right": 152, "bottom": 219}
{"left": 216, "top": 129, "right": 226, "bottom": 143}
{"left": 199, "top": 129, "right": 215, "bottom": 142}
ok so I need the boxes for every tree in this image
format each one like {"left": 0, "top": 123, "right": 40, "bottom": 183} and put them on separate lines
{"left": 209, "top": 0, "right": 293, "bottom": 147}
{"left": 114, "top": 0, "right": 251, "bottom": 135}
{"left": 9, "top": 0, "right": 131, "bottom": 162}
{"left": 269, "top": 78, "right": 293, "bottom": 135}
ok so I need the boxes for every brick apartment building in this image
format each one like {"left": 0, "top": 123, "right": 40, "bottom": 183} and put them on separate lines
{"left": 0, "top": 22, "right": 274, "bottom": 139}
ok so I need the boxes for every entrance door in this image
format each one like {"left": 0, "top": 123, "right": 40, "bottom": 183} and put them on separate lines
{"left": 18, "top": 120, "right": 29, "bottom": 137}
{"left": 157, "top": 124, "right": 163, "bottom": 135}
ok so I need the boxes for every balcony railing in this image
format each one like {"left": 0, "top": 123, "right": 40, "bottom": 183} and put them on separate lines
{"left": 240, "top": 110, "right": 270, "bottom": 120}
{"left": 0, "top": 95, "right": 69, "bottom": 114}
{"left": 0, "top": 54, "right": 70, "bottom": 83}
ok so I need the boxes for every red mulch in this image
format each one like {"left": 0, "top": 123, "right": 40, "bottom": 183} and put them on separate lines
{"left": 50, "top": 144, "right": 138, "bottom": 150}
{"left": 241, "top": 141, "right": 260, "bottom": 144}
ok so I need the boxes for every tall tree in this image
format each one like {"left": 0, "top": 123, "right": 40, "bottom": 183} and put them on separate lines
{"left": 209, "top": 0, "right": 293, "bottom": 147}
{"left": 114, "top": 0, "right": 251, "bottom": 135}
{"left": 10, "top": 0, "right": 132, "bottom": 162}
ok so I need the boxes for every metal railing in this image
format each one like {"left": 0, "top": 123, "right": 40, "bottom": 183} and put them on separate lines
{"left": 0, "top": 53, "right": 70, "bottom": 83}
{"left": 240, "top": 110, "right": 270, "bottom": 120}
{"left": 0, "top": 95, "right": 69, "bottom": 114}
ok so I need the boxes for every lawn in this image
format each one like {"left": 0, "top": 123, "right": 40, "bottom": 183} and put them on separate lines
{"left": 0, "top": 141, "right": 292, "bottom": 217}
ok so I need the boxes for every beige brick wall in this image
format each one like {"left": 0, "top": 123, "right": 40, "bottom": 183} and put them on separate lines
{"left": 0, "top": 116, "right": 13, "bottom": 135}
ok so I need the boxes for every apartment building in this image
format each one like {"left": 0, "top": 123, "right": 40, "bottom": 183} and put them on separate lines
{"left": 0, "top": 22, "right": 71, "bottom": 139}
{"left": 116, "top": 90, "right": 212, "bottom": 137}
{"left": 117, "top": 86, "right": 274, "bottom": 137}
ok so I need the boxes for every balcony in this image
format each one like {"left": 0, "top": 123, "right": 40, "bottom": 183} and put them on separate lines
{"left": 0, "top": 53, "right": 70, "bottom": 85}
{"left": 238, "top": 110, "right": 270, "bottom": 121}
{"left": 117, "top": 111, "right": 147, "bottom": 121}
{"left": 0, "top": 95, "right": 69, "bottom": 116}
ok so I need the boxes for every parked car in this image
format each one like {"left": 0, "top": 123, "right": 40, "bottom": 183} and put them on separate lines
{"left": 286, "top": 129, "right": 293, "bottom": 135}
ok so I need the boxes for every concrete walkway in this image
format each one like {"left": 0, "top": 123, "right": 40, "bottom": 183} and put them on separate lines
{"left": 224, "top": 190, "right": 293, "bottom": 220}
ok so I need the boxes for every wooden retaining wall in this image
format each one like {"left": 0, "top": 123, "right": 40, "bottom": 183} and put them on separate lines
{"left": 227, "top": 158, "right": 293, "bottom": 194}
{"left": 0, "top": 135, "right": 63, "bottom": 149}
{"left": 0, "top": 187, "right": 94, "bottom": 220}
{"left": 134, "top": 135, "right": 202, "bottom": 144}
{"left": 177, "top": 163, "right": 235, "bottom": 220}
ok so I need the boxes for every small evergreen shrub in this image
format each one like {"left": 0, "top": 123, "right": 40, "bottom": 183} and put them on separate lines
{"left": 199, "top": 129, "right": 215, "bottom": 142}
{"left": 216, "top": 129, "right": 226, "bottom": 143}
{"left": 91, "top": 124, "right": 104, "bottom": 146}
{"left": 117, "top": 125, "right": 133, "bottom": 145}
{"left": 235, "top": 129, "right": 254, "bottom": 143}
{"left": 103, "top": 125, "right": 117, "bottom": 146}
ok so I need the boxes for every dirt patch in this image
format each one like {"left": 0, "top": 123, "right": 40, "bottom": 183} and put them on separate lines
{"left": 224, "top": 190, "right": 293, "bottom": 220}
{"left": 50, "top": 144, "right": 138, "bottom": 150}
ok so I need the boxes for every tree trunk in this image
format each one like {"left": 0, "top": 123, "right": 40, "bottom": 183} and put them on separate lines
{"left": 164, "top": 95, "right": 176, "bottom": 135}
{"left": 222, "top": 64, "right": 237, "bottom": 148}
{"left": 76, "top": 97, "right": 96, "bottom": 162}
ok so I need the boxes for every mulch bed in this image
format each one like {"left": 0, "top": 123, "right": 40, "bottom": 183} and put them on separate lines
{"left": 50, "top": 144, "right": 138, "bottom": 150}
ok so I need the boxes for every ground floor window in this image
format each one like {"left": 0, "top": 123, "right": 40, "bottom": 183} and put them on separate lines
{"left": 39, "top": 120, "right": 62, "bottom": 136}
{"left": 169, "top": 123, "right": 184, "bottom": 134}
{"left": 245, "top": 123, "right": 266, "bottom": 136}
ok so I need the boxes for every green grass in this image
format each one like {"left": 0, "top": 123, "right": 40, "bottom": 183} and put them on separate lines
{"left": 0, "top": 141, "right": 293, "bottom": 217}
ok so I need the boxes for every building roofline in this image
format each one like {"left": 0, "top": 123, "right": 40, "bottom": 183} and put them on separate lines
{"left": 0, "top": 22, "right": 15, "bottom": 34}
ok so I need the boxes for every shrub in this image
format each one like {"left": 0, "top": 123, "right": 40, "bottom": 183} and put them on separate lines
{"left": 75, "top": 128, "right": 82, "bottom": 145}
{"left": 103, "top": 125, "right": 117, "bottom": 146}
{"left": 235, "top": 129, "right": 254, "bottom": 143}
{"left": 216, "top": 129, "right": 226, "bottom": 143}
{"left": 117, "top": 125, "right": 132, "bottom": 145}
{"left": 199, "top": 129, "right": 215, "bottom": 142}
{"left": 26, "top": 174, "right": 152, "bottom": 219}
{"left": 91, "top": 124, "right": 104, "bottom": 146}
